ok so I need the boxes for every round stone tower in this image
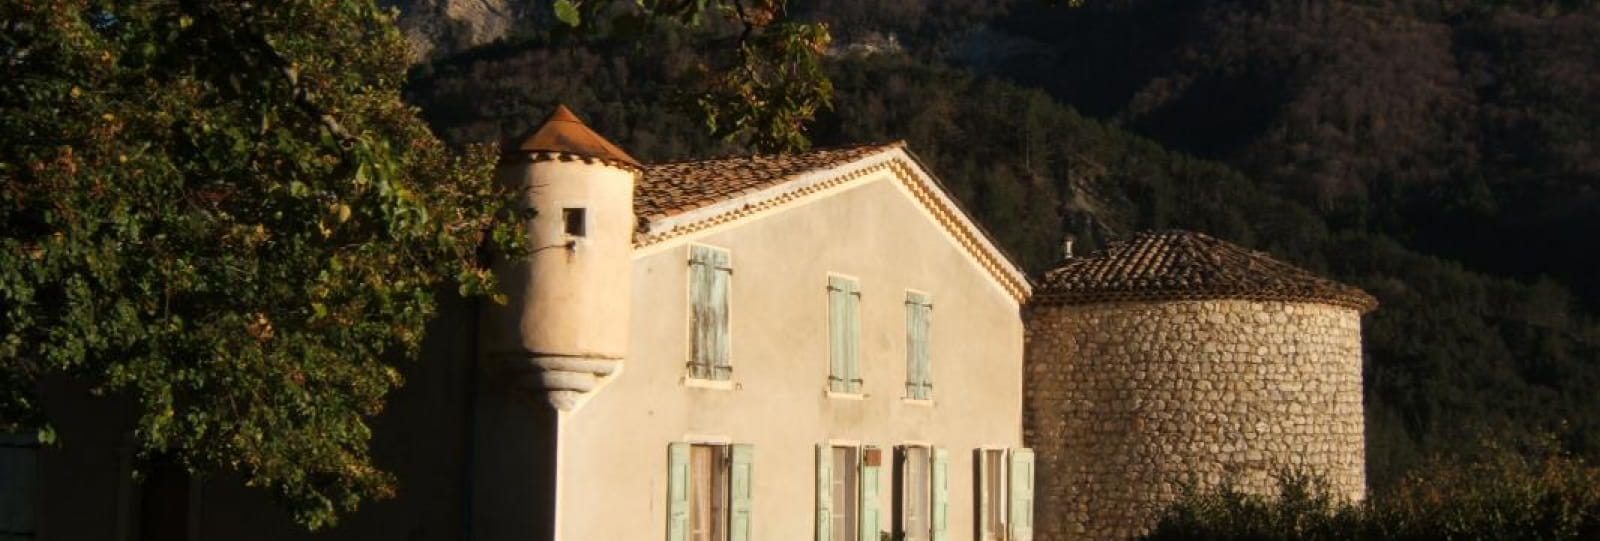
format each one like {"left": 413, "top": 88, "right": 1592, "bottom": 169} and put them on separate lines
{"left": 1024, "top": 230, "right": 1377, "bottom": 541}
{"left": 481, "top": 105, "right": 640, "bottom": 411}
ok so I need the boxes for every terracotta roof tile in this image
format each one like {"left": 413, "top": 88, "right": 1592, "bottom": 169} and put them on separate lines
{"left": 1037, "top": 230, "right": 1377, "bottom": 312}
{"left": 636, "top": 142, "right": 901, "bottom": 221}
{"left": 509, "top": 105, "right": 640, "bottom": 168}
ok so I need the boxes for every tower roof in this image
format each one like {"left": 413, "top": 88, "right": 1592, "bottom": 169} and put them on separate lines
{"left": 1036, "top": 230, "right": 1377, "bottom": 312}
{"left": 508, "top": 105, "right": 640, "bottom": 168}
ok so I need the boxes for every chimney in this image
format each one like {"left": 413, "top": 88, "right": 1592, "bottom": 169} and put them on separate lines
{"left": 1061, "top": 233, "right": 1078, "bottom": 260}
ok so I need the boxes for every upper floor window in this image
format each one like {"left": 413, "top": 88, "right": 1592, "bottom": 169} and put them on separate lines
{"left": 689, "top": 245, "right": 732, "bottom": 380}
{"left": 827, "top": 276, "right": 862, "bottom": 393}
{"left": 904, "top": 292, "right": 933, "bottom": 400}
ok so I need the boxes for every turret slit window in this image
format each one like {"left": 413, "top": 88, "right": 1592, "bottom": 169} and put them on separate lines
{"left": 828, "top": 276, "right": 862, "bottom": 393}
{"left": 904, "top": 292, "right": 933, "bottom": 400}
{"left": 562, "top": 207, "right": 587, "bottom": 238}
{"left": 689, "top": 245, "right": 732, "bottom": 380}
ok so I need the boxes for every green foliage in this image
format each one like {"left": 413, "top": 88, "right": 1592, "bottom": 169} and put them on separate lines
{"left": 1144, "top": 435, "right": 1600, "bottom": 540}
{"left": 0, "top": 0, "right": 521, "bottom": 529}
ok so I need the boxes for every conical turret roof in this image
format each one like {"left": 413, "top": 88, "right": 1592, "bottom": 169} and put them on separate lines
{"left": 1037, "top": 230, "right": 1377, "bottom": 312}
{"left": 508, "top": 104, "right": 640, "bottom": 168}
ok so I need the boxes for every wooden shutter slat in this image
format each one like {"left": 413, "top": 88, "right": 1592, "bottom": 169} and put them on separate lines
{"left": 730, "top": 444, "right": 754, "bottom": 541}
{"left": 859, "top": 447, "right": 881, "bottom": 541}
{"left": 1009, "top": 448, "right": 1035, "bottom": 541}
{"left": 667, "top": 443, "right": 691, "bottom": 541}
{"left": 816, "top": 444, "right": 833, "bottom": 541}
{"left": 931, "top": 448, "right": 949, "bottom": 541}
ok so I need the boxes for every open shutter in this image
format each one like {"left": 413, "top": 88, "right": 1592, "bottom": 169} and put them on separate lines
{"left": 905, "top": 292, "right": 932, "bottom": 399}
{"left": 844, "top": 280, "right": 862, "bottom": 392}
{"left": 667, "top": 443, "right": 690, "bottom": 541}
{"left": 707, "top": 248, "right": 732, "bottom": 379}
{"left": 0, "top": 434, "right": 38, "bottom": 538}
{"left": 860, "top": 447, "right": 881, "bottom": 541}
{"left": 827, "top": 278, "right": 847, "bottom": 392}
{"left": 1009, "top": 449, "right": 1035, "bottom": 541}
{"left": 730, "top": 444, "right": 754, "bottom": 541}
{"left": 816, "top": 445, "right": 833, "bottom": 541}
{"left": 690, "top": 246, "right": 731, "bottom": 380}
{"left": 931, "top": 448, "right": 949, "bottom": 541}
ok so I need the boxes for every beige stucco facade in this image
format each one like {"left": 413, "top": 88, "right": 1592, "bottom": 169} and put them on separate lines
{"left": 553, "top": 161, "right": 1028, "bottom": 540}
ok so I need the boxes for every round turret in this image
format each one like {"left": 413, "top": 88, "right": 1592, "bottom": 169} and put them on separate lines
{"left": 1024, "top": 230, "right": 1376, "bottom": 540}
{"left": 482, "top": 105, "right": 640, "bottom": 411}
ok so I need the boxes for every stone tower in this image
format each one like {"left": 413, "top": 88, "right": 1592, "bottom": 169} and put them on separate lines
{"left": 480, "top": 104, "right": 640, "bottom": 411}
{"left": 471, "top": 106, "right": 638, "bottom": 540}
{"left": 1024, "top": 230, "right": 1376, "bottom": 540}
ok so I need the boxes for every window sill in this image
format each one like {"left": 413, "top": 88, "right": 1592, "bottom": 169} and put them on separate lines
{"left": 683, "top": 378, "right": 737, "bottom": 391}
{"left": 825, "top": 390, "right": 866, "bottom": 400}
{"left": 901, "top": 398, "right": 935, "bottom": 407}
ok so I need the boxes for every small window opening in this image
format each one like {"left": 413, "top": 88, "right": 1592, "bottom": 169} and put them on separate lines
{"left": 563, "top": 208, "right": 586, "bottom": 237}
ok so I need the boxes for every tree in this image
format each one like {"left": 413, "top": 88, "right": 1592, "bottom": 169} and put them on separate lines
{"left": 1, "top": 0, "right": 522, "bottom": 529}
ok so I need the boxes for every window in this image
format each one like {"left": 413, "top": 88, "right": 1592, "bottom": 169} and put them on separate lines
{"left": 0, "top": 434, "right": 38, "bottom": 539}
{"left": 689, "top": 245, "right": 732, "bottom": 380}
{"left": 895, "top": 446, "right": 948, "bottom": 541}
{"left": 904, "top": 292, "right": 933, "bottom": 400}
{"left": 668, "top": 443, "right": 753, "bottom": 541}
{"left": 817, "top": 444, "right": 881, "bottom": 541}
{"left": 977, "top": 448, "right": 1035, "bottom": 541}
{"left": 562, "top": 207, "right": 586, "bottom": 237}
{"left": 827, "top": 276, "right": 861, "bottom": 393}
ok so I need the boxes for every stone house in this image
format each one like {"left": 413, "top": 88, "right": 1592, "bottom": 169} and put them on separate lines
{"left": 4, "top": 107, "right": 1372, "bottom": 541}
{"left": 7, "top": 106, "right": 1038, "bottom": 541}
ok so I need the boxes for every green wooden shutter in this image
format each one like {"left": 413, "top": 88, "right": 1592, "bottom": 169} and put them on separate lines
{"left": 860, "top": 447, "right": 881, "bottom": 541}
{"left": 905, "top": 292, "right": 932, "bottom": 399}
{"left": 730, "top": 444, "right": 755, "bottom": 541}
{"left": 1009, "top": 449, "right": 1035, "bottom": 541}
{"left": 931, "top": 448, "right": 949, "bottom": 541}
{"left": 667, "top": 443, "right": 690, "bottom": 541}
{"left": 843, "top": 279, "right": 862, "bottom": 392}
{"left": 827, "top": 277, "right": 854, "bottom": 392}
{"left": 690, "top": 246, "right": 731, "bottom": 380}
{"left": 816, "top": 445, "right": 833, "bottom": 541}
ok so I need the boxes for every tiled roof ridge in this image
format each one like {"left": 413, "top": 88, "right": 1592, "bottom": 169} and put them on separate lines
{"left": 643, "top": 140, "right": 904, "bottom": 166}
{"left": 1037, "top": 230, "right": 1378, "bottom": 312}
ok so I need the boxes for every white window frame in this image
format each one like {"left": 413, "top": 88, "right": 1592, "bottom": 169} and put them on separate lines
{"left": 896, "top": 443, "right": 934, "bottom": 541}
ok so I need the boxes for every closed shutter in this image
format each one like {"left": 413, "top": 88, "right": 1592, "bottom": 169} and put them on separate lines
{"left": 0, "top": 434, "right": 37, "bottom": 539}
{"left": 827, "top": 276, "right": 861, "bottom": 392}
{"left": 816, "top": 445, "right": 833, "bottom": 541}
{"left": 931, "top": 448, "right": 949, "bottom": 541}
{"left": 667, "top": 443, "right": 690, "bottom": 541}
{"left": 859, "top": 447, "right": 881, "bottom": 541}
{"left": 730, "top": 444, "right": 754, "bottom": 541}
{"left": 690, "top": 246, "right": 731, "bottom": 380}
{"left": 904, "top": 292, "right": 932, "bottom": 399}
{"left": 1009, "top": 449, "right": 1035, "bottom": 541}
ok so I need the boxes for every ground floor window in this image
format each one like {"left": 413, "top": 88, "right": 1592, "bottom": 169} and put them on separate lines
{"left": 817, "top": 444, "right": 882, "bottom": 541}
{"left": 669, "top": 442, "right": 753, "bottom": 541}
{"left": 978, "top": 448, "right": 1034, "bottom": 541}
{"left": 896, "top": 446, "right": 936, "bottom": 541}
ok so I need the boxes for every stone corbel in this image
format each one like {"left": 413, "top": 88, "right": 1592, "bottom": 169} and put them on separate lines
{"left": 499, "top": 352, "right": 622, "bottom": 411}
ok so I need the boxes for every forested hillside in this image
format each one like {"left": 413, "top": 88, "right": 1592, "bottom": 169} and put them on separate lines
{"left": 402, "top": 0, "right": 1600, "bottom": 488}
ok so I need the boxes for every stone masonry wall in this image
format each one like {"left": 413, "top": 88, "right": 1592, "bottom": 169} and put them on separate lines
{"left": 1024, "top": 299, "right": 1365, "bottom": 541}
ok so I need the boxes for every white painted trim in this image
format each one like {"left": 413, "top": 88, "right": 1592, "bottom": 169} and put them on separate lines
{"left": 825, "top": 390, "right": 866, "bottom": 400}
{"left": 684, "top": 434, "right": 734, "bottom": 445}
{"left": 900, "top": 398, "right": 935, "bottom": 407}
{"left": 683, "top": 377, "right": 737, "bottom": 391}
{"left": 827, "top": 439, "right": 863, "bottom": 448}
